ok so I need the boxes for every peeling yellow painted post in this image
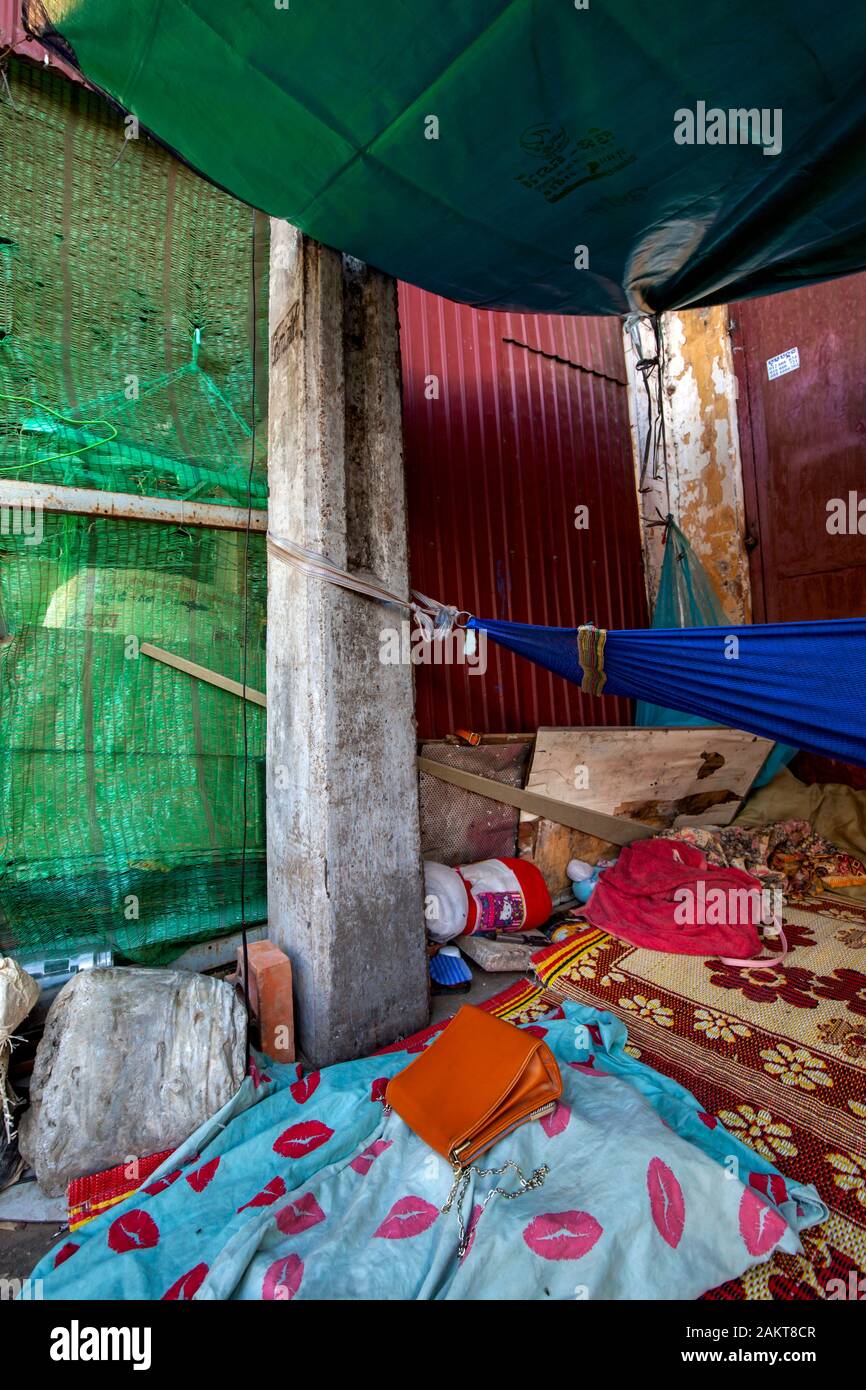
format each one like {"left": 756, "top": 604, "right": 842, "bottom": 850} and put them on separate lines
{"left": 624, "top": 307, "right": 751, "bottom": 623}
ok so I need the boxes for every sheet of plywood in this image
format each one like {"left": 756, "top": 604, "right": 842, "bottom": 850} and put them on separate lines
{"left": 520, "top": 727, "right": 773, "bottom": 895}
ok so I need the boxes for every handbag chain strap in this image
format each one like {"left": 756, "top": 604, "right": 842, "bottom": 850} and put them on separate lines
{"left": 443, "top": 1158, "right": 550, "bottom": 1259}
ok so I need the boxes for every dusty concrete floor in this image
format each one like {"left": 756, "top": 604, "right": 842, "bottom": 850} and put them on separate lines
{"left": 0, "top": 1218, "right": 60, "bottom": 1283}
{"left": 429, "top": 965, "right": 525, "bottom": 1024}
{"left": 0, "top": 964, "right": 528, "bottom": 1284}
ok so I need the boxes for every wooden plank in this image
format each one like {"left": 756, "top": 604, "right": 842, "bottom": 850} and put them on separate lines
{"left": 521, "top": 726, "right": 773, "bottom": 894}
{"left": 140, "top": 643, "right": 266, "bottom": 707}
{"left": 0, "top": 478, "right": 267, "bottom": 532}
{"left": 519, "top": 819, "right": 619, "bottom": 901}
{"left": 416, "top": 757, "right": 656, "bottom": 846}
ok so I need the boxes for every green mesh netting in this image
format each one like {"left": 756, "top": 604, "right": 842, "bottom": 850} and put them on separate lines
{"left": 635, "top": 518, "right": 727, "bottom": 728}
{"left": 0, "top": 59, "right": 268, "bottom": 963}
{"left": 636, "top": 518, "right": 794, "bottom": 786}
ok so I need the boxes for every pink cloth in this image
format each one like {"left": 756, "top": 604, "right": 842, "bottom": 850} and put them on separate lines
{"left": 582, "top": 838, "right": 766, "bottom": 958}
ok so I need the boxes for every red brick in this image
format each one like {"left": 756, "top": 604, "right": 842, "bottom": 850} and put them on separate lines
{"left": 236, "top": 941, "right": 295, "bottom": 1063}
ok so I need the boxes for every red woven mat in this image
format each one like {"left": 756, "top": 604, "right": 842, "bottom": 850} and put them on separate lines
{"left": 68, "top": 1150, "right": 173, "bottom": 1231}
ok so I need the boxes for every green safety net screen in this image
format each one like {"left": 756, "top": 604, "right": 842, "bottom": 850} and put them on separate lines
{"left": 33, "top": 0, "right": 866, "bottom": 315}
{"left": 636, "top": 518, "right": 794, "bottom": 787}
{"left": 0, "top": 59, "right": 269, "bottom": 964}
{"left": 635, "top": 519, "right": 730, "bottom": 730}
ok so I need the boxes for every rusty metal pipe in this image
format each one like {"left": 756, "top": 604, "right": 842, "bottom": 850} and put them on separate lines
{"left": 0, "top": 478, "right": 267, "bottom": 531}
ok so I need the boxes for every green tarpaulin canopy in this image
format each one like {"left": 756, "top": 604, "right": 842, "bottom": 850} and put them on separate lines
{"left": 34, "top": 2, "right": 866, "bottom": 314}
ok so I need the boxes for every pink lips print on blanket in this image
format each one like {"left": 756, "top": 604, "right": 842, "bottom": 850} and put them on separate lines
{"left": 262, "top": 1253, "right": 304, "bottom": 1301}
{"left": 275, "top": 1191, "right": 326, "bottom": 1235}
{"left": 143, "top": 1168, "right": 181, "bottom": 1196}
{"left": 273, "top": 1120, "right": 334, "bottom": 1159}
{"left": 350, "top": 1139, "right": 393, "bottom": 1175}
{"left": 647, "top": 1157, "right": 685, "bottom": 1249}
{"left": 739, "top": 1187, "right": 788, "bottom": 1256}
{"left": 161, "top": 1262, "right": 209, "bottom": 1301}
{"left": 540, "top": 1102, "right": 571, "bottom": 1138}
{"left": 237, "top": 1176, "right": 287, "bottom": 1211}
{"left": 460, "top": 1204, "right": 483, "bottom": 1263}
{"left": 523, "top": 1210, "right": 603, "bottom": 1261}
{"left": 249, "top": 1060, "right": 271, "bottom": 1089}
{"left": 185, "top": 1157, "right": 220, "bottom": 1193}
{"left": 290, "top": 1069, "right": 321, "bottom": 1104}
{"left": 748, "top": 1171, "right": 789, "bottom": 1207}
{"left": 373, "top": 1195, "right": 439, "bottom": 1240}
{"left": 107, "top": 1209, "right": 160, "bottom": 1254}
{"left": 568, "top": 1059, "right": 604, "bottom": 1078}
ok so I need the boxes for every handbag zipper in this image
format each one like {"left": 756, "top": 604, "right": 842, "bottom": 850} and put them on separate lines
{"left": 450, "top": 1100, "right": 558, "bottom": 1165}
{"left": 529, "top": 1101, "right": 557, "bottom": 1121}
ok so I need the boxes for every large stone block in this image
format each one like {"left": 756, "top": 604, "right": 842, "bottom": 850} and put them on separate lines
{"left": 19, "top": 967, "right": 246, "bottom": 1195}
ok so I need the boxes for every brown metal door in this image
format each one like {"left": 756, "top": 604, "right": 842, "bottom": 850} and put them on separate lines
{"left": 731, "top": 275, "right": 866, "bottom": 623}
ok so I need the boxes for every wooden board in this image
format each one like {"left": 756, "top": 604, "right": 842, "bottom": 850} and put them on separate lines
{"left": 520, "top": 726, "right": 773, "bottom": 895}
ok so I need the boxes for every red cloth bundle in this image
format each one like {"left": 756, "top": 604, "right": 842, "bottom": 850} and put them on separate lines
{"left": 582, "top": 838, "right": 768, "bottom": 958}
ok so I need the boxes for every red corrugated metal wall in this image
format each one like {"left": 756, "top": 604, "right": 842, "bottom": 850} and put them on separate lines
{"left": 399, "top": 285, "right": 648, "bottom": 737}
{"left": 0, "top": 1, "right": 84, "bottom": 82}
{"left": 0, "top": 0, "right": 29, "bottom": 47}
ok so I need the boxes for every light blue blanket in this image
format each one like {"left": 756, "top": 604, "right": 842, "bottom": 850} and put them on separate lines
{"left": 32, "top": 1004, "right": 826, "bottom": 1300}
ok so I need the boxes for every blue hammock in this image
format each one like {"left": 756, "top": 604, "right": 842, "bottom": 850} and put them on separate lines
{"left": 634, "top": 520, "right": 795, "bottom": 787}
{"left": 467, "top": 616, "right": 866, "bottom": 769}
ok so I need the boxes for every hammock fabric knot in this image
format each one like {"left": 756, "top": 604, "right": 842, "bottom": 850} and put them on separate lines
{"left": 577, "top": 624, "right": 608, "bottom": 695}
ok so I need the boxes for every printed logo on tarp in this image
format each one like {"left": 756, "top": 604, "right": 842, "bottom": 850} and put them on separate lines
{"left": 0, "top": 502, "right": 42, "bottom": 545}
{"left": 674, "top": 102, "right": 783, "bottom": 157}
{"left": 516, "top": 123, "right": 636, "bottom": 204}
{"left": 50, "top": 1320, "right": 152, "bottom": 1371}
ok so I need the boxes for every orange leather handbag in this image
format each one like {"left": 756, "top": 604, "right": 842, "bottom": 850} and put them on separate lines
{"left": 385, "top": 1004, "right": 562, "bottom": 1168}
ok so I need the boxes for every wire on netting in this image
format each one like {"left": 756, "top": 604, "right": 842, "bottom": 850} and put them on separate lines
{"left": 0, "top": 394, "right": 118, "bottom": 471}
{"left": 238, "top": 211, "right": 258, "bottom": 1074}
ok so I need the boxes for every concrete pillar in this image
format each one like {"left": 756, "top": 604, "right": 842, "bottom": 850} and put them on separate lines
{"left": 266, "top": 220, "right": 429, "bottom": 1065}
